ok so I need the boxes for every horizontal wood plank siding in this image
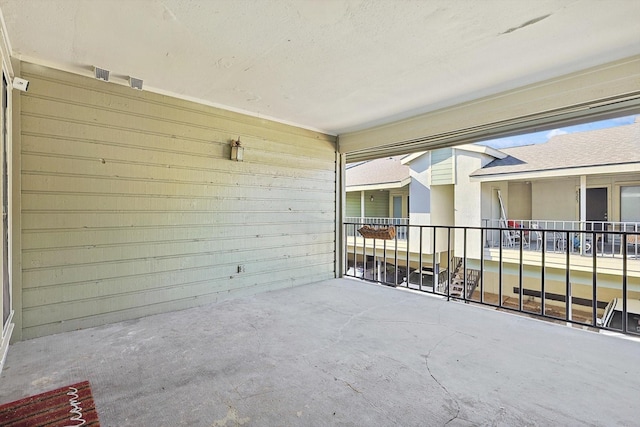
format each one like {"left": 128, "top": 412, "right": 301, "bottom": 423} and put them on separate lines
{"left": 346, "top": 192, "right": 361, "bottom": 217}
{"left": 19, "top": 63, "right": 337, "bottom": 339}
{"left": 364, "top": 191, "right": 389, "bottom": 217}
{"left": 431, "top": 148, "right": 453, "bottom": 185}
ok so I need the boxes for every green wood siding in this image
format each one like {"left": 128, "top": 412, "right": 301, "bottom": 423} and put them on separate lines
{"left": 431, "top": 148, "right": 453, "bottom": 185}
{"left": 364, "top": 191, "right": 389, "bottom": 217}
{"left": 346, "top": 192, "right": 361, "bottom": 217}
{"left": 18, "top": 63, "right": 337, "bottom": 339}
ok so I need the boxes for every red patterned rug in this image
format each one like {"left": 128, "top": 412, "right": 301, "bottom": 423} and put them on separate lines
{"left": 0, "top": 380, "right": 100, "bottom": 426}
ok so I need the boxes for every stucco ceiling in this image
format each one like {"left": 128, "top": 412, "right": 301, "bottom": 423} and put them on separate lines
{"left": 1, "top": 0, "right": 639, "bottom": 135}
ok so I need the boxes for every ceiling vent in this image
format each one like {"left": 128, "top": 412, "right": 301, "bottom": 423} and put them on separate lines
{"left": 129, "top": 77, "right": 143, "bottom": 90}
{"left": 93, "top": 67, "right": 110, "bottom": 82}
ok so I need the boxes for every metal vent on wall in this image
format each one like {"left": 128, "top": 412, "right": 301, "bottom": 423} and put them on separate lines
{"left": 94, "top": 67, "right": 110, "bottom": 81}
{"left": 129, "top": 77, "right": 143, "bottom": 90}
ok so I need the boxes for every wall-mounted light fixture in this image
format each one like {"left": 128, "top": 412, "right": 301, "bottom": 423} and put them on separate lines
{"left": 230, "top": 137, "right": 244, "bottom": 161}
{"left": 370, "top": 195, "right": 374, "bottom": 202}
{"left": 12, "top": 77, "right": 29, "bottom": 92}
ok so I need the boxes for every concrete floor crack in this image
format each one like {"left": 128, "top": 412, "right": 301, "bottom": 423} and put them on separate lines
{"left": 335, "top": 296, "right": 415, "bottom": 344}
{"left": 335, "top": 376, "right": 361, "bottom": 393}
{"left": 424, "top": 332, "right": 461, "bottom": 426}
{"left": 334, "top": 375, "right": 400, "bottom": 425}
{"left": 248, "top": 322, "right": 263, "bottom": 355}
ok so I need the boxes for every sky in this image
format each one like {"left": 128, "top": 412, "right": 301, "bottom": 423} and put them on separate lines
{"left": 477, "top": 114, "right": 638, "bottom": 149}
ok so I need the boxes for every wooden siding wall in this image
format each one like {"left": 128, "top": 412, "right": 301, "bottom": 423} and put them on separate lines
{"left": 364, "top": 191, "right": 389, "bottom": 217}
{"left": 17, "top": 63, "right": 337, "bottom": 339}
{"left": 430, "top": 148, "right": 453, "bottom": 185}
{"left": 346, "top": 192, "right": 361, "bottom": 217}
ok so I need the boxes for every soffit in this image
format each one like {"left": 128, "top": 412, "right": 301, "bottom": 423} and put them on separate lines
{"left": 1, "top": 0, "right": 640, "bottom": 138}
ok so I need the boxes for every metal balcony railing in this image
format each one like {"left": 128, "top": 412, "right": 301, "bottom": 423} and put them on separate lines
{"left": 481, "top": 219, "right": 640, "bottom": 258}
{"left": 344, "top": 221, "right": 640, "bottom": 337}
{"left": 345, "top": 217, "right": 409, "bottom": 240}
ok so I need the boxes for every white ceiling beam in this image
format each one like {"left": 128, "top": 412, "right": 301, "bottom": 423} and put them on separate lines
{"left": 339, "top": 55, "right": 640, "bottom": 160}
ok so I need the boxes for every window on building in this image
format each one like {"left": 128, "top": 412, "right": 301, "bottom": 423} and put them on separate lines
{"left": 621, "top": 186, "right": 640, "bottom": 224}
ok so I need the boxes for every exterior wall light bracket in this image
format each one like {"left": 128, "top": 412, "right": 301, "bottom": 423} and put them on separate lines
{"left": 230, "top": 138, "right": 244, "bottom": 161}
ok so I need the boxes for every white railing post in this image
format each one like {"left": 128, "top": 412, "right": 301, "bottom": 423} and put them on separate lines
{"left": 479, "top": 218, "right": 640, "bottom": 258}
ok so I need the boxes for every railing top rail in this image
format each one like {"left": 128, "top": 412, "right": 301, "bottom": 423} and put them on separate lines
{"left": 344, "top": 221, "right": 640, "bottom": 235}
{"left": 345, "top": 217, "right": 409, "bottom": 220}
{"left": 345, "top": 217, "right": 410, "bottom": 224}
{"left": 482, "top": 218, "right": 640, "bottom": 225}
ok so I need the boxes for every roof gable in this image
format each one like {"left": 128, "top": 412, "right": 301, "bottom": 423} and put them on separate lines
{"left": 471, "top": 121, "right": 640, "bottom": 177}
{"left": 346, "top": 156, "right": 410, "bottom": 188}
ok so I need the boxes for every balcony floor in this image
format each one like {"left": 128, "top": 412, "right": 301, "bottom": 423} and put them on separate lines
{"left": 1, "top": 279, "right": 638, "bottom": 426}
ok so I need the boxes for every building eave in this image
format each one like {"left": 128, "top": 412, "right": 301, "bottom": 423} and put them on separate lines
{"left": 456, "top": 144, "right": 507, "bottom": 159}
{"left": 469, "top": 162, "right": 640, "bottom": 182}
{"left": 346, "top": 177, "right": 411, "bottom": 192}
{"left": 401, "top": 152, "right": 426, "bottom": 165}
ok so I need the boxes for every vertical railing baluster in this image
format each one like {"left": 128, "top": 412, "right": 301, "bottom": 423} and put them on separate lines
{"left": 363, "top": 235, "right": 367, "bottom": 278}
{"left": 373, "top": 235, "right": 377, "bottom": 283}
{"left": 592, "top": 230, "right": 598, "bottom": 327}
{"left": 499, "top": 226, "right": 503, "bottom": 308}
{"left": 541, "top": 230, "right": 546, "bottom": 317}
{"left": 383, "top": 238, "right": 387, "bottom": 284}
{"left": 433, "top": 226, "right": 437, "bottom": 294}
{"left": 622, "top": 232, "right": 628, "bottom": 334}
{"left": 344, "top": 223, "right": 348, "bottom": 276}
{"left": 519, "top": 229, "right": 524, "bottom": 312}
{"left": 463, "top": 228, "right": 468, "bottom": 302}
{"left": 447, "top": 227, "right": 452, "bottom": 301}
{"left": 419, "top": 226, "right": 423, "bottom": 291}
{"left": 480, "top": 228, "right": 485, "bottom": 304}
{"left": 406, "top": 223, "right": 410, "bottom": 288}
{"left": 565, "top": 230, "right": 571, "bottom": 323}
{"left": 394, "top": 226, "right": 398, "bottom": 286}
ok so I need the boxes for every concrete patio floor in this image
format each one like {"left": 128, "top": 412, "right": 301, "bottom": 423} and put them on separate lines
{"left": 1, "top": 278, "right": 639, "bottom": 426}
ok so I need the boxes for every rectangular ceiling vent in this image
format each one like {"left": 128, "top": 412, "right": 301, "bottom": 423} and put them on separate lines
{"left": 94, "top": 66, "right": 110, "bottom": 81}
{"left": 129, "top": 77, "right": 143, "bottom": 90}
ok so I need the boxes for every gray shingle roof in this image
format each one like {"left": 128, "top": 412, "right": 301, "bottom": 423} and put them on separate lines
{"left": 346, "top": 155, "right": 410, "bottom": 187}
{"left": 471, "top": 120, "right": 640, "bottom": 177}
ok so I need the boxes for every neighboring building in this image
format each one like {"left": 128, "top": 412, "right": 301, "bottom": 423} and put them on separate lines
{"left": 402, "top": 144, "right": 505, "bottom": 229}
{"left": 345, "top": 156, "right": 410, "bottom": 221}
{"left": 472, "top": 118, "right": 640, "bottom": 234}
{"left": 403, "top": 118, "right": 640, "bottom": 233}
{"left": 400, "top": 120, "right": 640, "bottom": 308}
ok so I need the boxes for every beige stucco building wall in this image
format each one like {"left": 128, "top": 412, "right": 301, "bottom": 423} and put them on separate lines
{"left": 483, "top": 173, "right": 640, "bottom": 225}
{"left": 479, "top": 260, "right": 640, "bottom": 312}
{"left": 452, "top": 149, "right": 496, "bottom": 260}
{"left": 408, "top": 148, "right": 496, "bottom": 259}
{"left": 14, "top": 63, "right": 338, "bottom": 340}
{"left": 531, "top": 179, "right": 576, "bottom": 221}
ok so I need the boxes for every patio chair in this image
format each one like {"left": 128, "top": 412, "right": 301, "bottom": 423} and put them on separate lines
{"left": 572, "top": 234, "right": 592, "bottom": 254}
{"left": 530, "top": 223, "right": 543, "bottom": 250}
{"left": 627, "top": 234, "right": 639, "bottom": 257}
{"left": 553, "top": 232, "right": 567, "bottom": 252}
{"left": 504, "top": 221, "right": 524, "bottom": 248}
